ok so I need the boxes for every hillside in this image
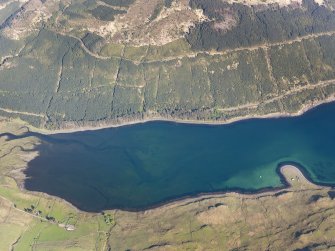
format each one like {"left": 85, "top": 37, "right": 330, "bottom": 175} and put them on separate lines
{"left": 1, "top": 0, "right": 335, "bottom": 129}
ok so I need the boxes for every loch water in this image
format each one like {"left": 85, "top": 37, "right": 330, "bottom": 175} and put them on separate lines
{"left": 16, "top": 102, "right": 335, "bottom": 212}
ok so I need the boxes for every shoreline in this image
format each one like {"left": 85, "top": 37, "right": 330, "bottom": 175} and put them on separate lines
{"left": 20, "top": 162, "right": 334, "bottom": 213}
{"left": 98, "top": 161, "right": 334, "bottom": 213}
{"left": 2, "top": 98, "right": 335, "bottom": 213}
{"left": 26, "top": 95, "right": 335, "bottom": 135}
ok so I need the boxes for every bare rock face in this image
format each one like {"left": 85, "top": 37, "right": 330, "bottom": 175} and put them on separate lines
{"left": 2, "top": 0, "right": 60, "bottom": 40}
{"left": 1, "top": 0, "right": 335, "bottom": 250}
{"left": 225, "top": 0, "right": 323, "bottom": 7}
{"left": 0, "top": 0, "right": 334, "bottom": 130}
{"left": 1, "top": 0, "right": 327, "bottom": 45}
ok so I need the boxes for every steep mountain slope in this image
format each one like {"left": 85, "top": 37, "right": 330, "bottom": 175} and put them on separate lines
{"left": 0, "top": 0, "right": 335, "bottom": 129}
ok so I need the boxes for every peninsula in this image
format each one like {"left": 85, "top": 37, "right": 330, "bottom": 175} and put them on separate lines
{"left": 1, "top": 122, "right": 335, "bottom": 249}
{"left": 1, "top": 0, "right": 335, "bottom": 250}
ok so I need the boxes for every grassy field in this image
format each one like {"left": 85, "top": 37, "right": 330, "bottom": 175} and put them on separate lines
{"left": 0, "top": 121, "right": 114, "bottom": 250}
{"left": 1, "top": 120, "right": 335, "bottom": 250}
{"left": 1, "top": 0, "right": 335, "bottom": 249}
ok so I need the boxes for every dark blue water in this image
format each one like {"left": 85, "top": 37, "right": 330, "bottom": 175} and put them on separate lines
{"left": 4, "top": 102, "right": 335, "bottom": 212}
